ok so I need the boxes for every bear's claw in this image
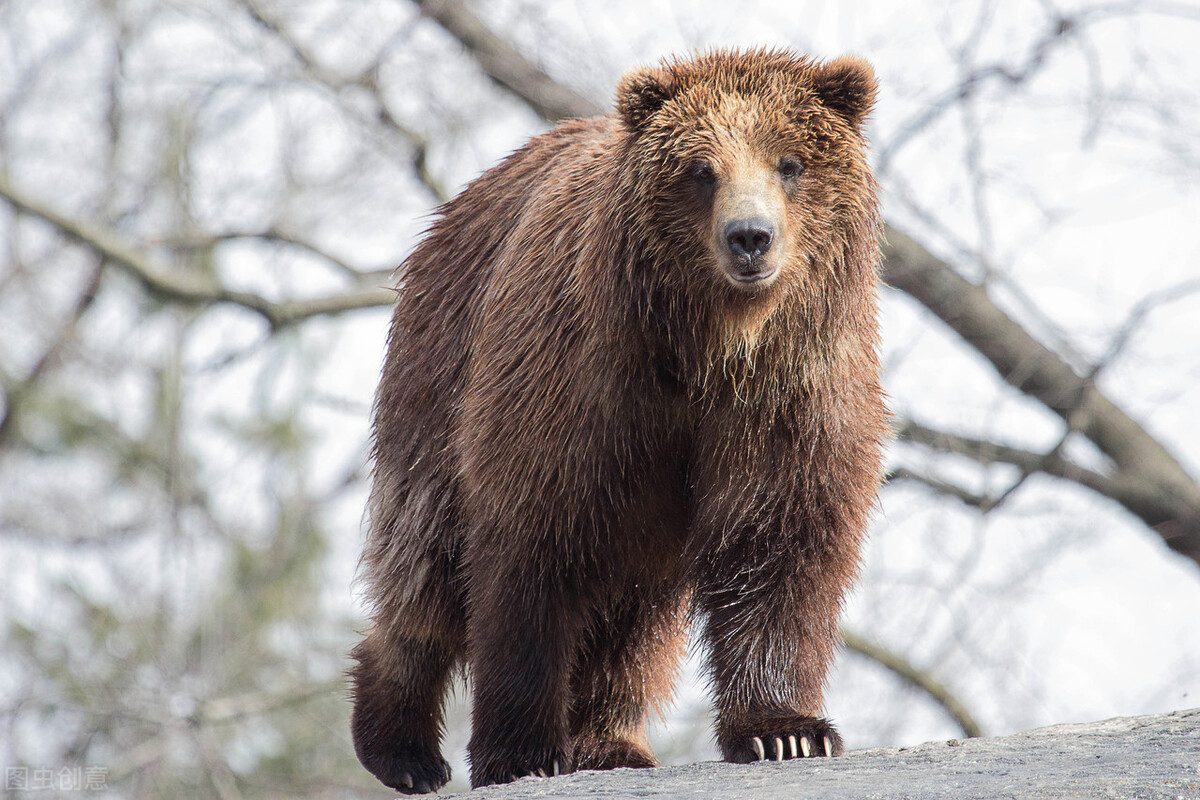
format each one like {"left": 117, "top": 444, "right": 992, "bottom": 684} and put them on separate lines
{"left": 473, "top": 752, "right": 570, "bottom": 788}
{"left": 362, "top": 748, "right": 449, "bottom": 794}
{"left": 726, "top": 714, "right": 843, "bottom": 764}
{"left": 749, "top": 734, "right": 827, "bottom": 761}
{"left": 747, "top": 731, "right": 833, "bottom": 761}
{"left": 520, "top": 760, "right": 561, "bottom": 779}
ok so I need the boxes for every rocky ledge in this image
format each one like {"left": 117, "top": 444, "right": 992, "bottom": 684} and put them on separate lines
{"left": 459, "top": 708, "right": 1200, "bottom": 799}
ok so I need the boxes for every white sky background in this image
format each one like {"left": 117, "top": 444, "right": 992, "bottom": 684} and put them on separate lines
{"left": 2, "top": 0, "right": 1199, "bottom": 792}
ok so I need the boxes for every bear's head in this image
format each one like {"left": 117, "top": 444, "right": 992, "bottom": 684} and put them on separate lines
{"left": 616, "top": 49, "right": 878, "bottom": 335}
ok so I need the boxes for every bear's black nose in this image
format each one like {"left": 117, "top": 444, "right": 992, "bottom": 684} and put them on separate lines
{"left": 724, "top": 218, "right": 775, "bottom": 259}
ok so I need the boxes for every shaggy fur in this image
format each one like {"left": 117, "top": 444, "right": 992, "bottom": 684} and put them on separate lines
{"left": 350, "top": 48, "right": 888, "bottom": 793}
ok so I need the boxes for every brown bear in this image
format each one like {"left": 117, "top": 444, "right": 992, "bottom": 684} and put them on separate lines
{"left": 350, "top": 48, "right": 887, "bottom": 793}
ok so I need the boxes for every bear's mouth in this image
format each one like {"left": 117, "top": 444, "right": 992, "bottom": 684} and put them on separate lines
{"left": 725, "top": 263, "right": 778, "bottom": 287}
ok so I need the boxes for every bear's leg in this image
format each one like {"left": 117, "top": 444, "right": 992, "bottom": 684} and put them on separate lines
{"left": 465, "top": 560, "right": 586, "bottom": 788}
{"left": 568, "top": 583, "right": 691, "bottom": 771}
{"left": 349, "top": 629, "right": 459, "bottom": 794}
{"left": 695, "top": 539, "right": 856, "bottom": 763}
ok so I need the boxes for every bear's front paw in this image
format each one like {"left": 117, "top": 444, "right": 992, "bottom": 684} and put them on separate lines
{"left": 361, "top": 745, "right": 450, "bottom": 795}
{"left": 720, "top": 713, "right": 844, "bottom": 763}
{"left": 469, "top": 747, "right": 572, "bottom": 789}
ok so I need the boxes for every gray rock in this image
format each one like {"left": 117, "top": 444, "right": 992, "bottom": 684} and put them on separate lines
{"left": 455, "top": 708, "right": 1200, "bottom": 799}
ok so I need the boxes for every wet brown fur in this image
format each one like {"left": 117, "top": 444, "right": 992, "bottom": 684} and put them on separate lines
{"left": 350, "top": 48, "right": 888, "bottom": 792}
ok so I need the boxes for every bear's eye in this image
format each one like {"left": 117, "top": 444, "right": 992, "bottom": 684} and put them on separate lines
{"left": 689, "top": 162, "right": 717, "bottom": 186}
{"left": 778, "top": 156, "right": 804, "bottom": 181}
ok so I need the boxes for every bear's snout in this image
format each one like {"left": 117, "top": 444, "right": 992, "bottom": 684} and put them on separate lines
{"left": 722, "top": 217, "right": 778, "bottom": 285}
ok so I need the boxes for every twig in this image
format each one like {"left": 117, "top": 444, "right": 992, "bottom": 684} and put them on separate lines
{"left": 0, "top": 174, "right": 394, "bottom": 330}
{"left": 877, "top": 11, "right": 1078, "bottom": 174}
{"left": 888, "top": 466, "right": 993, "bottom": 511}
{"left": 236, "top": 0, "right": 451, "bottom": 202}
{"left": 1091, "top": 278, "right": 1200, "bottom": 378}
{"left": 841, "top": 629, "right": 985, "bottom": 739}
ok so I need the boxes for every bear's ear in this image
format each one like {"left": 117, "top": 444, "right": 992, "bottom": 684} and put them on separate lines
{"left": 616, "top": 67, "right": 678, "bottom": 130}
{"left": 810, "top": 55, "right": 877, "bottom": 128}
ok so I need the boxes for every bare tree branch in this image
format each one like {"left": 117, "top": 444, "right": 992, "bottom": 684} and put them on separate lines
{"left": 413, "top": 0, "right": 603, "bottom": 120}
{"left": 0, "top": 258, "right": 102, "bottom": 444}
{"left": 1091, "top": 278, "right": 1200, "bottom": 373}
{"left": 0, "top": 175, "right": 394, "bottom": 330}
{"left": 897, "top": 416, "right": 1116, "bottom": 497}
{"left": 159, "top": 229, "right": 393, "bottom": 282}
{"left": 237, "top": 0, "right": 451, "bottom": 202}
{"left": 877, "top": 13, "right": 1070, "bottom": 174}
{"left": 887, "top": 466, "right": 994, "bottom": 511}
{"left": 884, "top": 229, "right": 1200, "bottom": 566}
{"left": 841, "top": 629, "right": 985, "bottom": 739}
